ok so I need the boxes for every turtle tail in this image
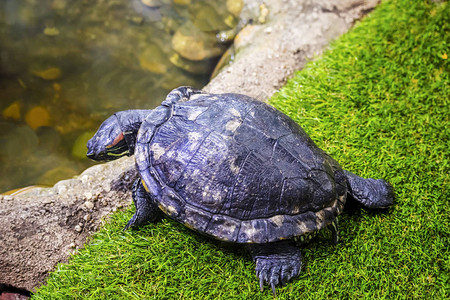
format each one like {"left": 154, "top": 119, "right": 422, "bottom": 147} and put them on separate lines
{"left": 344, "top": 170, "right": 394, "bottom": 209}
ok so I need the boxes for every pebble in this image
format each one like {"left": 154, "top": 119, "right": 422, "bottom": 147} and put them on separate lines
{"left": 84, "top": 191, "right": 93, "bottom": 200}
{"left": 103, "top": 184, "right": 111, "bottom": 193}
{"left": 84, "top": 201, "right": 94, "bottom": 209}
{"left": 130, "top": 16, "right": 143, "bottom": 25}
{"left": 264, "top": 27, "right": 273, "bottom": 34}
{"left": 140, "top": 0, "right": 162, "bottom": 7}
{"left": 258, "top": 3, "right": 269, "bottom": 24}
{"left": 81, "top": 175, "right": 92, "bottom": 185}
{"left": 43, "top": 198, "right": 54, "bottom": 204}
{"left": 171, "top": 21, "right": 223, "bottom": 61}
{"left": 54, "top": 181, "right": 68, "bottom": 195}
{"left": 83, "top": 214, "right": 91, "bottom": 222}
{"left": 25, "top": 106, "right": 51, "bottom": 129}
{"left": 69, "top": 242, "right": 76, "bottom": 248}
{"left": 74, "top": 225, "right": 82, "bottom": 232}
{"left": 227, "top": 0, "right": 243, "bottom": 17}
{"left": 72, "top": 132, "right": 96, "bottom": 159}
{"left": 32, "top": 67, "right": 62, "bottom": 80}
{"left": 2, "top": 101, "right": 21, "bottom": 120}
{"left": 138, "top": 45, "right": 168, "bottom": 74}
{"left": 43, "top": 27, "right": 60, "bottom": 36}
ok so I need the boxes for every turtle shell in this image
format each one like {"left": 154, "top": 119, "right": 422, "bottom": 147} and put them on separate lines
{"left": 135, "top": 92, "right": 347, "bottom": 243}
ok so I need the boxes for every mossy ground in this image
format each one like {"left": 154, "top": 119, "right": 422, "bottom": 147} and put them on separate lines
{"left": 33, "top": 0, "right": 449, "bottom": 298}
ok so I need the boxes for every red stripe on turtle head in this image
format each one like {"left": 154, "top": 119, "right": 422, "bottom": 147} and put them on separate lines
{"left": 106, "top": 132, "right": 124, "bottom": 149}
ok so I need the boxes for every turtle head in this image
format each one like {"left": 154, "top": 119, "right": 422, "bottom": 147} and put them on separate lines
{"left": 87, "top": 110, "right": 151, "bottom": 161}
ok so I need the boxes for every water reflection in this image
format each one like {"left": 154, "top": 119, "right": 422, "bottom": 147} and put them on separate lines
{"left": 0, "top": 0, "right": 242, "bottom": 192}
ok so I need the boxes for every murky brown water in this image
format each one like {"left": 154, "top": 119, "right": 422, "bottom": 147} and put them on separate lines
{"left": 0, "top": 0, "right": 242, "bottom": 193}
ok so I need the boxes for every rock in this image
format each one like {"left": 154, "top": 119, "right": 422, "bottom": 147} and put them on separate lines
{"left": 216, "top": 29, "right": 237, "bottom": 43}
{"left": 0, "top": 156, "right": 135, "bottom": 291}
{"left": 138, "top": 44, "right": 170, "bottom": 74}
{"left": 71, "top": 132, "right": 95, "bottom": 159}
{"left": 0, "top": 292, "right": 30, "bottom": 300}
{"left": 173, "top": 0, "right": 190, "bottom": 5}
{"left": 189, "top": 2, "right": 239, "bottom": 32}
{"left": 43, "top": 198, "right": 54, "bottom": 205}
{"left": 171, "top": 21, "right": 224, "bottom": 61}
{"left": 169, "top": 53, "right": 214, "bottom": 75}
{"left": 84, "top": 201, "right": 94, "bottom": 210}
{"left": 3, "top": 195, "right": 13, "bottom": 201}
{"left": 232, "top": 24, "right": 259, "bottom": 49}
{"left": 25, "top": 107, "right": 51, "bottom": 129}
{"left": 140, "top": 0, "right": 162, "bottom": 8}
{"left": 83, "top": 214, "right": 92, "bottom": 222}
{"left": 31, "top": 67, "right": 62, "bottom": 80}
{"left": 227, "top": 0, "right": 244, "bottom": 17}
{"left": 258, "top": 3, "right": 269, "bottom": 23}
{"left": 2, "top": 102, "right": 21, "bottom": 121}
{"left": 43, "top": 26, "right": 60, "bottom": 36}
{"left": 54, "top": 180, "right": 68, "bottom": 195}
{"left": 210, "top": 46, "right": 235, "bottom": 79}
{"left": 84, "top": 192, "right": 93, "bottom": 200}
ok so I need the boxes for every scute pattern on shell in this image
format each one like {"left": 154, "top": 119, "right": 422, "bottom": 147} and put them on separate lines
{"left": 135, "top": 90, "right": 347, "bottom": 243}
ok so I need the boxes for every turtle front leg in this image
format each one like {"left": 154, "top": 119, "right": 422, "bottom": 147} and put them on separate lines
{"left": 124, "top": 179, "right": 162, "bottom": 230}
{"left": 248, "top": 241, "right": 302, "bottom": 296}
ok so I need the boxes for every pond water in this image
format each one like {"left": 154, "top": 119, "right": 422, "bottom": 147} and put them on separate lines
{"left": 0, "top": 0, "right": 242, "bottom": 193}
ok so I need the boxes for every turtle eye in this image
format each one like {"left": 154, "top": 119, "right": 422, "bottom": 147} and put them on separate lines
{"left": 107, "top": 132, "right": 124, "bottom": 149}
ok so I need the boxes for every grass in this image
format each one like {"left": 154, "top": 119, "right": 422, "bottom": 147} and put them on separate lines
{"left": 33, "top": 0, "right": 449, "bottom": 298}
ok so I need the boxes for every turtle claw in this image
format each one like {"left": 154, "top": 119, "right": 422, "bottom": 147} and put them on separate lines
{"left": 123, "top": 215, "right": 137, "bottom": 231}
{"left": 270, "top": 282, "right": 276, "bottom": 297}
{"left": 255, "top": 256, "right": 299, "bottom": 295}
{"left": 251, "top": 242, "right": 303, "bottom": 295}
{"left": 258, "top": 269, "right": 278, "bottom": 296}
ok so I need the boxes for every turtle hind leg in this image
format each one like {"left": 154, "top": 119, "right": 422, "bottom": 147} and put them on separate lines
{"left": 124, "top": 179, "right": 162, "bottom": 230}
{"left": 344, "top": 170, "right": 394, "bottom": 209}
{"left": 248, "top": 241, "right": 302, "bottom": 296}
{"left": 328, "top": 218, "right": 339, "bottom": 245}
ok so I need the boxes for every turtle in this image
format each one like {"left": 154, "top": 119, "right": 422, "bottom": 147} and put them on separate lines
{"left": 87, "top": 86, "right": 393, "bottom": 295}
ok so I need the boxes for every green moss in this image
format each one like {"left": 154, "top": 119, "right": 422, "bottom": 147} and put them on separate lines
{"left": 33, "top": 0, "right": 449, "bottom": 298}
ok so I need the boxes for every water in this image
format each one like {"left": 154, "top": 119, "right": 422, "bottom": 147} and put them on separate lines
{"left": 0, "top": 0, "right": 242, "bottom": 193}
